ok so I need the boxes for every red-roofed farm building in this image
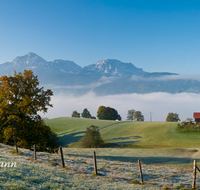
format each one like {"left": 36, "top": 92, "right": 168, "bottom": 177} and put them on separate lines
{"left": 193, "top": 112, "right": 200, "bottom": 123}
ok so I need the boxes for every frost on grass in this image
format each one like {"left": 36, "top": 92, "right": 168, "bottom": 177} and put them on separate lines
{"left": 0, "top": 144, "right": 199, "bottom": 189}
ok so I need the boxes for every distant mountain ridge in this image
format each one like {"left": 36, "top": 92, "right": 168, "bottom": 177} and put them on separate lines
{"left": 0, "top": 52, "right": 147, "bottom": 77}
{"left": 0, "top": 53, "right": 82, "bottom": 77}
{"left": 82, "top": 59, "right": 146, "bottom": 76}
{"left": 0, "top": 52, "right": 200, "bottom": 95}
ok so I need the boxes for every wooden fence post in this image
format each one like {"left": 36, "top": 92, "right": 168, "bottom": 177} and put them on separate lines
{"left": 93, "top": 151, "right": 97, "bottom": 175}
{"left": 13, "top": 136, "right": 18, "bottom": 153}
{"left": 34, "top": 144, "right": 36, "bottom": 160}
{"left": 59, "top": 146, "right": 65, "bottom": 168}
{"left": 138, "top": 159, "right": 143, "bottom": 184}
{"left": 192, "top": 160, "right": 196, "bottom": 189}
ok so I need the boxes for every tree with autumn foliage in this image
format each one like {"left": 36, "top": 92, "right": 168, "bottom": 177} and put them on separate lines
{"left": 0, "top": 70, "right": 58, "bottom": 152}
{"left": 71, "top": 110, "right": 80, "bottom": 118}
{"left": 166, "top": 112, "right": 180, "bottom": 122}
{"left": 134, "top": 111, "right": 144, "bottom": 121}
{"left": 97, "top": 106, "right": 121, "bottom": 120}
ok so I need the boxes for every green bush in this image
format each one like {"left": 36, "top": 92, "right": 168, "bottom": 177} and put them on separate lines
{"left": 130, "top": 180, "right": 140, "bottom": 184}
{"left": 177, "top": 121, "right": 200, "bottom": 132}
{"left": 81, "top": 125, "right": 105, "bottom": 148}
{"left": 10, "top": 150, "right": 23, "bottom": 155}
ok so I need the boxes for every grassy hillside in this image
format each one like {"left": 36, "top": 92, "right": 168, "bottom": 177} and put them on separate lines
{"left": 45, "top": 117, "right": 117, "bottom": 133}
{"left": 45, "top": 117, "right": 200, "bottom": 148}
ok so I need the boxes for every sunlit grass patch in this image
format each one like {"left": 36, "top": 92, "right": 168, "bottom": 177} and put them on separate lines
{"left": 65, "top": 166, "right": 72, "bottom": 170}
{"left": 10, "top": 149, "right": 23, "bottom": 155}
{"left": 48, "top": 161, "right": 59, "bottom": 166}
{"left": 77, "top": 169, "right": 84, "bottom": 173}
{"left": 25, "top": 157, "right": 33, "bottom": 161}
{"left": 130, "top": 179, "right": 140, "bottom": 184}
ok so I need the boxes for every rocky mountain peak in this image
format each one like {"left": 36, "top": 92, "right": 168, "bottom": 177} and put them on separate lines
{"left": 51, "top": 59, "right": 82, "bottom": 74}
{"left": 0, "top": 53, "right": 83, "bottom": 77}
{"left": 13, "top": 52, "right": 47, "bottom": 66}
{"left": 83, "top": 59, "right": 146, "bottom": 76}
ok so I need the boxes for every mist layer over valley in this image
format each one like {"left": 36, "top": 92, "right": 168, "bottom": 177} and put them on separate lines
{"left": 40, "top": 91, "right": 198, "bottom": 122}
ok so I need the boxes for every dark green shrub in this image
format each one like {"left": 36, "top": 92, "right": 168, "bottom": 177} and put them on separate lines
{"left": 81, "top": 125, "right": 105, "bottom": 148}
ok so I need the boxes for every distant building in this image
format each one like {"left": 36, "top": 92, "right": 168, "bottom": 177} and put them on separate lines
{"left": 193, "top": 112, "right": 200, "bottom": 123}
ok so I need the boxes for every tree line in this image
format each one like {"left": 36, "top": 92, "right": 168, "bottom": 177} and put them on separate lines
{"left": 72, "top": 107, "right": 145, "bottom": 121}
{"left": 72, "top": 108, "right": 182, "bottom": 122}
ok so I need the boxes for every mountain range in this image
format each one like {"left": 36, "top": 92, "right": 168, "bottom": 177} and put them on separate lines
{"left": 0, "top": 52, "right": 200, "bottom": 96}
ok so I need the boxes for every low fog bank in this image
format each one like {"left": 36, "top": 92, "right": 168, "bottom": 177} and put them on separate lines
{"left": 40, "top": 92, "right": 200, "bottom": 122}
{"left": 130, "top": 75, "right": 200, "bottom": 81}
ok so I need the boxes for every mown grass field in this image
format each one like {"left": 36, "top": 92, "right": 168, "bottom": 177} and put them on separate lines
{"left": 45, "top": 117, "right": 200, "bottom": 148}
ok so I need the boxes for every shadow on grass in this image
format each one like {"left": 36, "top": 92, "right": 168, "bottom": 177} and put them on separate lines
{"left": 99, "top": 121, "right": 127, "bottom": 131}
{"left": 57, "top": 131, "right": 85, "bottom": 147}
{"left": 65, "top": 153, "right": 200, "bottom": 164}
{"left": 58, "top": 130, "right": 75, "bottom": 136}
{"left": 107, "top": 136, "right": 141, "bottom": 141}
{"left": 102, "top": 141, "right": 141, "bottom": 148}
{"left": 58, "top": 131, "right": 141, "bottom": 147}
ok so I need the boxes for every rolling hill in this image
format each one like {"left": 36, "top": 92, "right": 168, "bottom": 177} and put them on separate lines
{"left": 45, "top": 117, "right": 200, "bottom": 148}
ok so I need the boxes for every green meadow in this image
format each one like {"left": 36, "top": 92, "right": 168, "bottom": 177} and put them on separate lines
{"left": 45, "top": 117, "right": 200, "bottom": 149}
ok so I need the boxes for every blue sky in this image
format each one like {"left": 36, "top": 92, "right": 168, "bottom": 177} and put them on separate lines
{"left": 1, "top": 0, "right": 200, "bottom": 74}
